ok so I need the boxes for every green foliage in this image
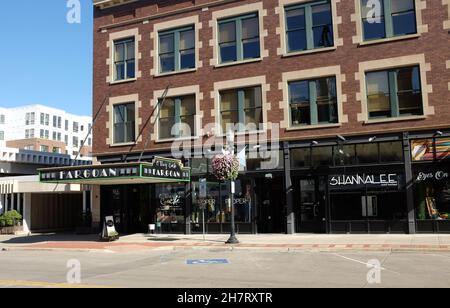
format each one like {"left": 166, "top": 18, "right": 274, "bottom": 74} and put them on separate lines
{"left": 0, "top": 210, "right": 23, "bottom": 227}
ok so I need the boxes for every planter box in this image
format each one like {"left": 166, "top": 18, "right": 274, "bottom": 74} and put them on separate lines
{"left": 0, "top": 225, "right": 24, "bottom": 235}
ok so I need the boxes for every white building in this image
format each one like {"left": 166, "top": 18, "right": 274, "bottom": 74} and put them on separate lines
{"left": 0, "top": 105, "right": 92, "bottom": 160}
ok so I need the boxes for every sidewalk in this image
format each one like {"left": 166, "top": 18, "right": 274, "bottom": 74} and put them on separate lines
{"left": 2, "top": 233, "right": 450, "bottom": 252}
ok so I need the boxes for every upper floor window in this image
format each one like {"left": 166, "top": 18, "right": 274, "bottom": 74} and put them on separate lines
{"left": 73, "top": 136, "right": 79, "bottom": 148}
{"left": 25, "top": 129, "right": 34, "bottom": 139}
{"left": 0, "top": 131, "right": 4, "bottom": 141}
{"left": 159, "top": 26, "right": 195, "bottom": 74}
{"left": 366, "top": 65, "right": 423, "bottom": 119}
{"left": 65, "top": 120, "right": 69, "bottom": 131}
{"left": 40, "top": 145, "right": 49, "bottom": 153}
{"left": 218, "top": 13, "right": 260, "bottom": 64}
{"left": 361, "top": 0, "right": 417, "bottom": 41}
{"left": 73, "top": 122, "right": 79, "bottom": 133}
{"left": 0, "top": 115, "right": 5, "bottom": 124}
{"left": 114, "top": 38, "right": 135, "bottom": 81}
{"left": 113, "top": 103, "right": 135, "bottom": 144}
{"left": 158, "top": 95, "right": 196, "bottom": 140}
{"left": 285, "top": 0, "right": 334, "bottom": 53}
{"left": 289, "top": 76, "right": 338, "bottom": 126}
{"left": 25, "top": 112, "right": 35, "bottom": 125}
{"left": 40, "top": 113, "right": 49, "bottom": 126}
{"left": 219, "top": 86, "right": 263, "bottom": 133}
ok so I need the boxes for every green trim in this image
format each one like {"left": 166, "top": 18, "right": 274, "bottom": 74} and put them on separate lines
{"left": 285, "top": 0, "right": 333, "bottom": 53}
{"left": 218, "top": 13, "right": 259, "bottom": 64}
{"left": 309, "top": 80, "right": 318, "bottom": 125}
{"left": 159, "top": 25, "right": 195, "bottom": 73}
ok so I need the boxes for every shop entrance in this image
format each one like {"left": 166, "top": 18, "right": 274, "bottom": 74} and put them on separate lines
{"left": 100, "top": 185, "right": 153, "bottom": 234}
{"left": 255, "top": 176, "right": 286, "bottom": 233}
{"left": 294, "top": 177, "right": 327, "bottom": 233}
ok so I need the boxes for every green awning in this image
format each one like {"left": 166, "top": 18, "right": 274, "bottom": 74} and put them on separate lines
{"left": 38, "top": 157, "right": 191, "bottom": 185}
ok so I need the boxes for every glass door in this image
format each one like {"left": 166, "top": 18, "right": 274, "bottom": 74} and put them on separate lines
{"left": 296, "top": 177, "right": 327, "bottom": 233}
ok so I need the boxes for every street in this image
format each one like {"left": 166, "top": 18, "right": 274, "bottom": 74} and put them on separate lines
{"left": 0, "top": 247, "right": 449, "bottom": 288}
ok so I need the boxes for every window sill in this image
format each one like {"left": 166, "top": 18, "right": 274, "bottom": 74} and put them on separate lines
{"left": 286, "top": 123, "right": 341, "bottom": 131}
{"left": 364, "top": 115, "right": 426, "bottom": 125}
{"left": 214, "top": 58, "right": 262, "bottom": 69}
{"left": 358, "top": 34, "right": 421, "bottom": 47}
{"left": 155, "top": 136, "right": 200, "bottom": 144}
{"left": 109, "top": 78, "right": 137, "bottom": 85}
{"left": 154, "top": 68, "right": 197, "bottom": 78}
{"left": 282, "top": 46, "right": 337, "bottom": 58}
{"left": 216, "top": 130, "right": 266, "bottom": 138}
{"left": 109, "top": 142, "right": 137, "bottom": 148}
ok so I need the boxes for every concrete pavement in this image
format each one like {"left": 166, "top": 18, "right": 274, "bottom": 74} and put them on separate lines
{"left": 2, "top": 233, "right": 450, "bottom": 252}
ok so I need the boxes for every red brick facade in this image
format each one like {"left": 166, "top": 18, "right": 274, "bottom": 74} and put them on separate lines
{"left": 92, "top": 0, "right": 450, "bottom": 158}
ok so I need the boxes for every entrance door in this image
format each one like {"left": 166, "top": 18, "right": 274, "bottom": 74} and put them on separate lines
{"left": 296, "top": 177, "right": 327, "bottom": 233}
{"left": 256, "top": 176, "right": 285, "bottom": 233}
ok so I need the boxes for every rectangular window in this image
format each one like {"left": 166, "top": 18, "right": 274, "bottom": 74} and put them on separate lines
{"left": 53, "top": 116, "right": 57, "bottom": 128}
{"left": 114, "top": 38, "right": 135, "bottom": 81}
{"left": 361, "top": 0, "right": 417, "bottom": 41}
{"left": 220, "top": 86, "right": 263, "bottom": 132}
{"left": 159, "top": 26, "right": 195, "bottom": 73}
{"left": 113, "top": 103, "right": 135, "bottom": 144}
{"left": 285, "top": 0, "right": 334, "bottom": 53}
{"left": 218, "top": 14, "right": 260, "bottom": 64}
{"left": 158, "top": 95, "right": 196, "bottom": 140}
{"left": 40, "top": 129, "right": 44, "bottom": 139}
{"left": 65, "top": 120, "right": 69, "bottom": 131}
{"left": 40, "top": 145, "right": 49, "bottom": 152}
{"left": 52, "top": 131, "right": 57, "bottom": 141}
{"left": 25, "top": 113, "right": 35, "bottom": 125}
{"left": 0, "top": 131, "right": 4, "bottom": 141}
{"left": 0, "top": 115, "right": 5, "bottom": 124}
{"left": 289, "top": 76, "right": 338, "bottom": 126}
{"left": 65, "top": 135, "right": 68, "bottom": 146}
{"left": 88, "top": 138, "right": 92, "bottom": 146}
{"left": 73, "top": 136, "right": 79, "bottom": 148}
{"left": 73, "top": 122, "right": 79, "bottom": 133}
{"left": 45, "top": 130, "right": 49, "bottom": 139}
{"left": 366, "top": 65, "right": 423, "bottom": 119}
{"left": 53, "top": 147, "right": 61, "bottom": 154}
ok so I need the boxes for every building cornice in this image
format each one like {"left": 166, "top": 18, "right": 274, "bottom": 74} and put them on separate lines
{"left": 93, "top": 0, "right": 138, "bottom": 10}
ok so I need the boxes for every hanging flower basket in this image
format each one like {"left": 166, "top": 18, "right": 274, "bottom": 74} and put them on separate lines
{"left": 211, "top": 153, "right": 240, "bottom": 181}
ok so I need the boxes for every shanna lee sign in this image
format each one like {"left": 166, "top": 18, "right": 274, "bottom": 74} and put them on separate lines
{"left": 329, "top": 173, "right": 400, "bottom": 190}
{"left": 39, "top": 157, "right": 191, "bottom": 184}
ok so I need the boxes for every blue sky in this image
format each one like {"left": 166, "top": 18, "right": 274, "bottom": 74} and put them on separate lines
{"left": 0, "top": 0, "right": 93, "bottom": 116}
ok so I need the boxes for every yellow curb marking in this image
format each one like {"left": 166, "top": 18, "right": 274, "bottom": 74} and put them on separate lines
{"left": 0, "top": 279, "right": 114, "bottom": 288}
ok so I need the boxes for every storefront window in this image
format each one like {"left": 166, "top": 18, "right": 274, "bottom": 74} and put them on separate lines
{"left": 291, "top": 148, "right": 311, "bottom": 168}
{"left": 415, "top": 172, "right": 450, "bottom": 220}
{"left": 191, "top": 179, "right": 254, "bottom": 231}
{"left": 356, "top": 143, "right": 379, "bottom": 164}
{"left": 380, "top": 141, "right": 403, "bottom": 162}
{"left": 311, "top": 146, "right": 333, "bottom": 167}
{"left": 334, "top": 144, "right": 357, "bottom": 166}
{"left": 412, "top": 138, "right": 450, "bottom": 162}
{"left": 154, "top": 184, "right": 186, "bottom": 232}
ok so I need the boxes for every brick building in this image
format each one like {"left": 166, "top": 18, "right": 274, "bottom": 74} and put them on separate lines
{"left": 45, "top": 0, "right": 450, "bottom": 235}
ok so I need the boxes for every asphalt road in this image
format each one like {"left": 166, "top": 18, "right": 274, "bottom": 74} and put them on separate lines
{"left": 0, "top": 248, "right": 449, "bottom": 288}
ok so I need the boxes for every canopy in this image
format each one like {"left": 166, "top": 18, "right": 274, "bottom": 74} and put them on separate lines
{"left": 38, "top": 157, "right": 191, "bottom": 185}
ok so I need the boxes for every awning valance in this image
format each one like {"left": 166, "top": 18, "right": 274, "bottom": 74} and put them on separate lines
{"left": 38, "top": 157, "right": 191, "bottom": 185}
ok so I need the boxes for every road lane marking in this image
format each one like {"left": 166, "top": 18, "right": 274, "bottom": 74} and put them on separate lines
{"left": 332, "top": 253, "right": 401, "bottom": 274}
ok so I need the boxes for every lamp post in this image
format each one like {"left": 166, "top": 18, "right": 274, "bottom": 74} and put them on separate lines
{"left": 226, "top": 130, "right": 239, "bottom": 244}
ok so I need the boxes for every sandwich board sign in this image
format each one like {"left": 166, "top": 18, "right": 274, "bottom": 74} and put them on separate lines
{"left": 102, "top": 216, "right": 118, "bottom": 240}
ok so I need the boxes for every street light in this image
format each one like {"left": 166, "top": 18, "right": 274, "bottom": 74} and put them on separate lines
{"left": 226, "top": 130, "right": 239, "bottom": 245}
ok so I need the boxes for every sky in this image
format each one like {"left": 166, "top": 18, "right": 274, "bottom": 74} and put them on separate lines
{"left": 0, "top": 0, "right": 93, "bottom": 116}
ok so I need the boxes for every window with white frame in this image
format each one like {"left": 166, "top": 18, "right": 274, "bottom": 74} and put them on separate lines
{"left": 25, "top": 112, "right": 35, "bottom": 125}
{"left": 113, "top": 38, "right": 136, "bottom": 81}
{"left": 219, "top": 86, "right": 263, "bottom": 132}
{"left": 158, "top": 95, "right": 196, "bottom": 140}
{"left": 0, "top": 131, "right": 4, "bottom": 141}
{"left": 159, "top": 26, "right": 195, "bottom": 73}
{"left": 113, "top": 103, "right": 136, "bottom": 144}
{"left": 289, "top": 76, "right": 338, "bottom": 126}
{"left": 365, "top": 65, "right": 423, "bottom": 119}
{"left": 285, "top": 0, "right": 334, "bottom": 53}
{"left": 361, "top": 0, "right": 417, "bottom": 41}
{"left": 218, "top": 13, "right": 261, "bottom": 64}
